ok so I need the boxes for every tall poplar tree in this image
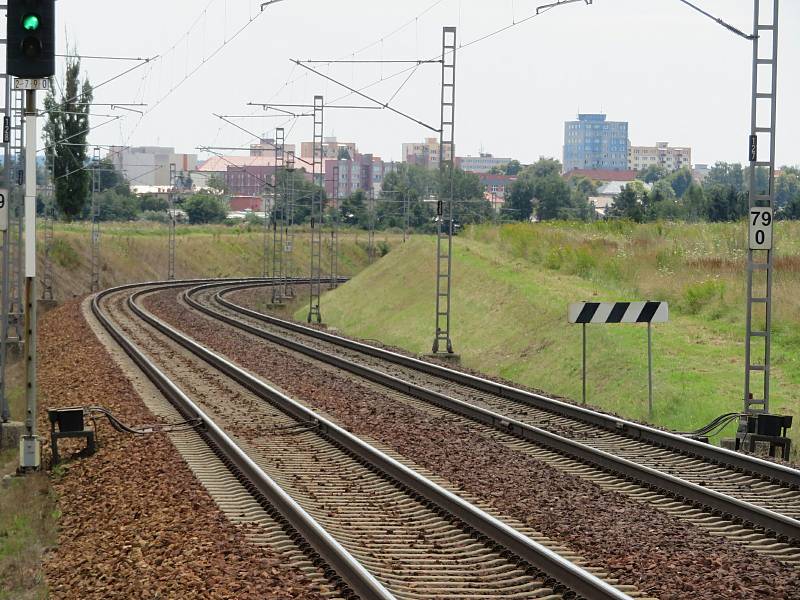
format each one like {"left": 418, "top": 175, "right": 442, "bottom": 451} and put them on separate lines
{"left": 43, "top": 56, "right": 93, "bottom": 219}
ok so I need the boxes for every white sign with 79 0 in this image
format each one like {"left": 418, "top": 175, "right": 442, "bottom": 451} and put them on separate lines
{"left": 749, "top": 207, "right": 773, "bottom": 250}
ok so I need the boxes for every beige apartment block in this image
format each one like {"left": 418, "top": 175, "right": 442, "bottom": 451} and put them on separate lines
{"left": 628, "top": 142, "right": 691, "bottom": 172}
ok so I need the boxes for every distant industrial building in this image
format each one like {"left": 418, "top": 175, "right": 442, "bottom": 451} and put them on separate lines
{"left": 301, "top": 137, "right": 357, "bottom": 164}
{"left": 402, "top": 137, "right": 452, "bottom": 170}
{"left": 457, "top": 153, "right": 514, "bottom": 174}
{"left": 478, "top": 173, "right": 516, "bottom": 206}
{"left": 564, "top": 169, "right": 638, "bottom": 183}
{"left": 226, "top": 165, "right": 276, "bottom": 197}
{"left": 324, "top": 153, "right": 374, "bottom": 198}
{"left": 195, "top": 155, "right": 276, "bottom": 197}
{"left": 249, "top": 137, "right": 297, "bottom": 157}
{"left": 692, "top": 163, "right": 710, "bottom": 183}
{"left": 323, "top": 153, "right": 401, "bottom": 198}
{"left": 107, "top": 146, "right": 197, "bottom": 187}
{"left": 628, "top": 142, "right": 692, "bottom": 172}
{"left": 588, "top": 180, "right": 652, "bottom": 219}
{"left": 563, "top": 114, "right": 629, "bottom": 173}
{"left": 229, "top": 196, "right": 264, "bottom": 212}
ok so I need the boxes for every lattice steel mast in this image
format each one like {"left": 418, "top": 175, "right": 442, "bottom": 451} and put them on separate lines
{"left": 168, "top": 163, "right": 177, "bottom": 280}
{"left": 90, "top": 147, "right": 101, "bottom": 293}
{"left": 271, "top": 128, "right": 285, "bottom": 302}
{"left": 0, "top": 27, "right": 11, "bottom": 423}
{"left": 432, "top": 27, "right": 457, "bottom": 355}
{"left": 367, "top": 188, "right": 375, "bottom": 264}
{"left": 8, "top": 89, "right": 23, "bottom": 344}
{"left": 329, "top": 164, "right": 339, "bottom": 289}
{"left": 743, "top": 0, "right": 779, "bottom": 416}
{"left": 307, "top": 95, "right": 324, "bottom": 323}
{"left": 42, "top": 156, "right": 55, "bottom": 301}
{"left": 284, "top": 150, "right": 296, "bottom": 298}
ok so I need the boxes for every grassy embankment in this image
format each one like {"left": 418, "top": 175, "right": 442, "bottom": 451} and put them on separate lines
{"left": 311, "top": 221, "right": 800, "bottom": 451}
{"left": 1, "top": 361, "right": 56, "bottom": 600}
{"left": 0, "top": 222, "right": 398, "bottom": 598}
{"left": 43, "top": 221, "right": 398, "bottom": 302}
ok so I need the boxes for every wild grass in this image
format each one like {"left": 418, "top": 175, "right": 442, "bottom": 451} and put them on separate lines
{"left": 38, "top": 222, "right": 402, "bottom": 302}
{"left": 0, "top": 461, "right": 56, "bottom": 600}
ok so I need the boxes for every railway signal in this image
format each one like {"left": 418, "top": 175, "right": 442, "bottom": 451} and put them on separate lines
{"left": 6, "top": 0, "right": 55, "bottom": 470}
{"left": 7, "top": 0, "right": 55, "bottom": 78}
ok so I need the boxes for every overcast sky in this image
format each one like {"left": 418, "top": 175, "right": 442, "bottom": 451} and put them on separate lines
{"left": 53, "top": 0, "right": 799, "bottom": 167}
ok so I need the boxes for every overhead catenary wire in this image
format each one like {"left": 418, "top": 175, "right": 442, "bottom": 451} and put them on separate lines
{"left": 674, "top": 0, "right": 754, "bottom": 41}
{"left": 259, "top": 0, "right": 446, "bottom": 106}
{"left": 291, "top": 60, "right": 440, "bottom": 133}
{"left": 55, "top": 53, "right": 152, "bottom": 62}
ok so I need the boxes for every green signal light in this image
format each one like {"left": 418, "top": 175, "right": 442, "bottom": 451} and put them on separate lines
{"left": 22, "top": 14, "right": 40, "bottom": 31}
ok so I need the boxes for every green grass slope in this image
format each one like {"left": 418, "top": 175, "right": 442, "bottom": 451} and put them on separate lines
{"left": 316, "top": 222, "right": 800, "bottom": 448}
{"left": 40, "top": 222, "right": 396, "bottom": 302}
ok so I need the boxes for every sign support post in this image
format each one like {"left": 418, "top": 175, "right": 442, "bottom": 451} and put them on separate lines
{"left": 582, "top": 323, "right": 586, "bottom": 405}
{"left": 569, "top": 301, "right": 668, "bottom": 418}
{"left": 647, "top": 322, "right": 653, "bottom": 420}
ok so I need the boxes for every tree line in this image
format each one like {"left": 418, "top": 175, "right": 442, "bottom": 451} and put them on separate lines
{"left": 504, "top": 158, "right": 800, "bottom": 223}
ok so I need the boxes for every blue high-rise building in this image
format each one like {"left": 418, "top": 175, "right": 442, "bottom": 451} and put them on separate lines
{"left": 562, "top": 114, "right": 629, "bottom": 173}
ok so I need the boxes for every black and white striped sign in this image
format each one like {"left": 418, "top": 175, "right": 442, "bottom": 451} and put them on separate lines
{"left": 569, "top": 301, "right": 668, "bottom": 324}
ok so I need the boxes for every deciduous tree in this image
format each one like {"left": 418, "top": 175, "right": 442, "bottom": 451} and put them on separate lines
{"left": 43, "top": 56, "right": 93, "bottom": 219}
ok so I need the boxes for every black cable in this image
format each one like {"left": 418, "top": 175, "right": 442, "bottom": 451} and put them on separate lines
{"left": 84, "top": 407, "right": 203, "bottom": 435}
{"left": 676, "top": 412, "right": 742, "bottom": 436}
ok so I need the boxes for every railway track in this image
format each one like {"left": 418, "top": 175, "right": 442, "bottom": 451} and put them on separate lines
{"left": 177, "top": 280, "right": 800, "bottom": 557}
{"left": 93, "top": 279, "right": 641, "bottom": 600}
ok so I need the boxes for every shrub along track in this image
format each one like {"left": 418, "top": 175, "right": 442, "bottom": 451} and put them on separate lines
{"left": 98, "top": 281, "right": 641, "bottom": 600}
{"left": 139, "top": 281, "right": 800, "bottom": 600}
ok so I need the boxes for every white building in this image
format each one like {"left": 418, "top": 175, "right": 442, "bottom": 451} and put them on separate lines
{"left": 457, "top": 153, "right": 514, "bottom": 174}
{"left": 107, "top": 146, "right": 197, "bottom": 187}
{"left": 628, "top": 142, "right": 691, "bottom": 172}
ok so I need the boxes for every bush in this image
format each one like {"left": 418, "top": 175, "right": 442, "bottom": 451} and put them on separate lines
{"left": 184, "top": 194, "right": 227, "bottom": 224}
{"left": 684, "top": 280, "right": 725, "bottom": 315}
{"left": 140, "top": 210, "right": 168, "bottom": 223}
{"left": 49, "top": 239, "right": 80, "bottom": 270}
{"left": 544, "top": 247, "right": 564, "bottom": 271}
{"left": 572, "top": 248, "right": 596, "bottom": 279}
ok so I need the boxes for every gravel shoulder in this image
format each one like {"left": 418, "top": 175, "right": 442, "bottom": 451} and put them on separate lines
{"left": 38, "top": 297, "right": 327, "bottom": 599}
{"left": 147, "top": 286, "right": 800, "bottom": 600}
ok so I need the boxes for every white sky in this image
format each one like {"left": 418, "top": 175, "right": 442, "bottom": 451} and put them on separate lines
{"left": 53, "top": 0, "right": 799, "bottom": 167}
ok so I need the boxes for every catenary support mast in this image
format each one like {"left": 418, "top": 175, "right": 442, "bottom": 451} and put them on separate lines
{"left": 271, "top": 128, "right": 285, "bottom": 302}
{"left": 307, "top": 95, "right": 324, "bottom": 323}
{"left": 90, "top": 147, "right": 101, "bottom": 293}
{"left": 432, "top": 26, "right": 457, "bottom": 354}
{"left": 0, "top": 27, "right": 10, "bottom": 423}
{"left": 743, "top": 0, "right": 779, "bottom": 416}
{"left": 42, "top": 156, "right": 55, "bottom": 301}
{"left": 284, "top": 150, "right": 296, "bottom": 298}
{"left": 330, "top": 164, "right": 339, "bottom": 289}
{"left": 168, "top": 163, "right": 177, "bottom": 280}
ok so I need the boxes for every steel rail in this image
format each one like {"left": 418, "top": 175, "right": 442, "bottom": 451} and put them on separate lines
{"left": 208, "top": 280, "right": 800, "bottom": 490}
{"left": 180, "top": 282, "right": 800, "bottom": 543}
{"left": 125, "top": 282, "right": 634, "bottom": 600}
{"left": 91, "top": 279, "right": 396, "bottom": 600}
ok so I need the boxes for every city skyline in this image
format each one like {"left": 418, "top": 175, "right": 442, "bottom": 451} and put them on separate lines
{"left": 54, "top": 1, "right": 800, "bottom": 167}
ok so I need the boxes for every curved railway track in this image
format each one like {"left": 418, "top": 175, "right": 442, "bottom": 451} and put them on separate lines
{"left": 177, "top": 280, "right": 800, "bottom": 556}
{"left": 92, "top": 279, "right": 640, "bottom": 600}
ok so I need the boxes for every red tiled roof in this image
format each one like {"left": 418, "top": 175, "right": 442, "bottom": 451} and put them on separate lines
{"left": 564, "top": 169, "right": 638, "bottom": 182}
